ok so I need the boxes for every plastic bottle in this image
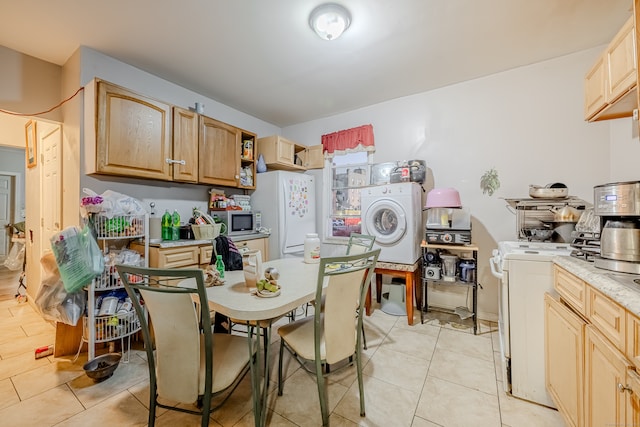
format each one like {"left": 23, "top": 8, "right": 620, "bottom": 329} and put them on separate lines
{"left": 215, "top": 254, "right": 225, "bottom": 278}
{"left": 171, "top": 210, "right": 180, "bottom": 241}
{"left": 161, "top": 210, "right": 171, "bottom": 241}
{"left": 304, "top": 233, "right": 321, "bottom": 264}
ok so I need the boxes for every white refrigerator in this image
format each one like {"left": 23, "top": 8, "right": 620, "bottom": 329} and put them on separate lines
{"left": 251, "top": 171, "right": 316, "bottom": 259}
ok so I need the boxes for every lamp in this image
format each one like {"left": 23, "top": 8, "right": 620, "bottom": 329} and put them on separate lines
{"left": 309, "top": 3, "right": 351, "bottom": 41}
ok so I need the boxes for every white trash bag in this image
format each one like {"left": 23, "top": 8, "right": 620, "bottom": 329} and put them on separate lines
{"left": 4, "top": 241, "right": 25, "bottom": 271}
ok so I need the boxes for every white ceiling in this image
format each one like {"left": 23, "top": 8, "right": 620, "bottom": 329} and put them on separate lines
{"left": 0, "top": 0, "right": 633, "bottom": 127}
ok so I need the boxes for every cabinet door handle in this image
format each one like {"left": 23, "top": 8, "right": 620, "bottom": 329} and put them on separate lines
{"left": 618, "top": 382, "right": 632, "bottom": 393}
{"left": 165, "top": 158, "right": 186, "bottom": 166}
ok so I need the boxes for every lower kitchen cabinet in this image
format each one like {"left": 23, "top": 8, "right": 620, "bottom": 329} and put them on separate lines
{"left": 584, "top": 325, "right": 629, "bottom": 427}
{"left": 546, "top": 265, "right": 640, "bottom": 427}
{"left": 235, "top": 237, "right": 269, "bottom": 261}
{"left": 132, "top": 236, "right": 269, "bottom": 268}
{"left": 544, "top": 293, "right": 585, "bottom": 427}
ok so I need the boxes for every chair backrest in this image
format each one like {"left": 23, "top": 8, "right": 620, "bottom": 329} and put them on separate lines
{"left": 346, "top": 233, "right": 376, "bottom": 255}
{"left": 314, "top": 249, "right": 380, "bottom": 364}
{"left": 117, "top": 265, "right": 213, "bottom": 404}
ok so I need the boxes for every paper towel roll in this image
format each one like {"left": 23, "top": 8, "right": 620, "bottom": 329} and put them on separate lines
{"left": 149, "top": 217, "right": 162, "bottom": 241}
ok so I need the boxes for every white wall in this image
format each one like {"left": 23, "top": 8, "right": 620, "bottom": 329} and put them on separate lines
{"left": 283, "top": 46, "right": 621, "bottom": 321}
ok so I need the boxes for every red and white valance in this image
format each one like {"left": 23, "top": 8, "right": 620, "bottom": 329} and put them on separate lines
{"left": 321, "top": 124, "right": 375, "bottom": 158}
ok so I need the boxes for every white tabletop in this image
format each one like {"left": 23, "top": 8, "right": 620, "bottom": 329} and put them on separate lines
{"left": 197, "top": 258, "right": 320, "bottom": 321}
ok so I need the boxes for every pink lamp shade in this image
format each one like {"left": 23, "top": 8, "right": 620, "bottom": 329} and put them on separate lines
{"left": 425, "top": 188, "right": 462, "bottom": 208}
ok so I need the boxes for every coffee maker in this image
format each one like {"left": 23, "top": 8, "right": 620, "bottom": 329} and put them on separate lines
{"left": 594, "top": 181, "right": 640, "bottom": 274}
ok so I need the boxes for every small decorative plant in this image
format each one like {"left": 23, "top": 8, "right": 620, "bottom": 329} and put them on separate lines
{"left": 480, "top": 168, "right": 500, "bottom": 196}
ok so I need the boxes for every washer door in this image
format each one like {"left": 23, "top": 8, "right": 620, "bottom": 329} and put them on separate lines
{"left": 363, "top": 199, "right": 407, "bottom": 245}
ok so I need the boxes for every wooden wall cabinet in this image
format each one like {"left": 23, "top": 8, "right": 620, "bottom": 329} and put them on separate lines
{"left": 172, "top": 106, "right": 199, "bottom": 183}
{"left": 88, "top": 79, "right": 256, "bottom": 189}
{"left": 199, "top": 116, "right": 241, "bottom": 187}
{"left": 585, "top": 16, "right": 637, "bottom": 122}
{"left": 93, "top": 80, "right": 173, "bottom": 180}
{"left": 257, "top": 135, "right": 323, "bottom": 171}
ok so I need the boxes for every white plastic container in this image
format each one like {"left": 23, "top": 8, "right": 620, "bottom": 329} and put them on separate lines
{"left": 304, "top": 233, "right": 320, "bottom": 264}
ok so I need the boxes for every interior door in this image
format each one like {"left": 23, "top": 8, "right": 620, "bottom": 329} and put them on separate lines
{"left": 0, "top": 174, "right": 14, "bottom": 264}
{"left": 41, "top": 125, "right": 61, "bottom": 244}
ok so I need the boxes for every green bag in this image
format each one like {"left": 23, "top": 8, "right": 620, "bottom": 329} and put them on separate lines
{"left": 50, "top": 226, "right": 104, "bottom": 293}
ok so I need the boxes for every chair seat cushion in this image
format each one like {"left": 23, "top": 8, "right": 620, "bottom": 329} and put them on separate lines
{"left": 278, "top": 315, "right": 326, "bottom": 361}
{"left": 199, "top": 333, "right": 251, "bottom": 395}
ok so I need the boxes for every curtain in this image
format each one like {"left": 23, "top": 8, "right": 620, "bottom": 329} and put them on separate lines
{"left": 321, "top": 124, "right": 375, "bottom": 158}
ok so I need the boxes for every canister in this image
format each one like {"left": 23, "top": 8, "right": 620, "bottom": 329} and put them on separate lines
{"left": 304, "top": 233, "right": 320, "bottom": 264}
{"left": 459, "top": 259, "right": 476, "bottom": 283}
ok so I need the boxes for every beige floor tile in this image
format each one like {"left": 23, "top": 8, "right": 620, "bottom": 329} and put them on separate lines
{"left": 210, "top": 374, "right": 257, "bottom": 427}
{"left": 393, "top": 316, "right": 442, "bottom": 337}
{"left": 0, "top": 384, "right": 84, "bottom": 426}
{"left": 268, "top": 367, "right": 349, "bottom": 427}
{"left": 234, "top": 408, "right": 298, "bottom": 427}
{"left": 20, "top": 317, "right": 56, "bottom": 337}
{"left": 363, "top": 346, "right": 429, "bottom": 393}
{"left": 498, "top": 390, "right": 564, "bottom": 427}
{"left": 12, "top": 356, "right": 86, "bottom": 400}
{"left": 334, "top": 374, "right": 419, "bottom": 427}
{"left": 416, "top": 376, "right": 501, "bottom": 427}
{"left": 435, "top": 328, "right": 494, "bottom": 362}
{"left": 411, "top": 415, "right": 442, "bottom": 427}
{"left": 68, "top": 352, "right": 149, "bottom": 408}
{"left": 0, "top": 331, "right": 56, "bottom": 359}
{"left": 0, "top": 348, "right": 52, "bottom": 381}
{"left": 154, "top": 408, "right": 223, "bottom": 426}
{"left": 54, "top": 389, "right": 150, "bottom": 426}
{"left": 428, "top": 347, "right": 497, "bottom": 395}
{"left": 494, "top": 350, "right": 503, "bottom": 383}
{"left": 377, "top": 326, "right": 438, "bottom": 360}
{"left": 0, "top": 377, "right": 20, "bottom": 410}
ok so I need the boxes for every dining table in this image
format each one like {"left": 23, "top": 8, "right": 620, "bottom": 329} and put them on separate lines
{"left": 189, "top": 257, "right": 320, "bottom": 427}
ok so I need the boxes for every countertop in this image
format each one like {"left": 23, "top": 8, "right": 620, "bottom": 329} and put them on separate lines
{"left": 148, "top": 232, "right": 270, "bottom": 248}
{"left": 553, "top": 255, "right": 640, "bottom": 317}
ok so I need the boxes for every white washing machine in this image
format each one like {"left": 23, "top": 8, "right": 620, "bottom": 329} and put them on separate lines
{"left": 361, "top": 182, "right": 422, "bottom": 264}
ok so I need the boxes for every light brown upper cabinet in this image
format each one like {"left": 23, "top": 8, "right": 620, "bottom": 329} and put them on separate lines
{"left": 585, "top": 16, "right": 637, "bottom": 122}
{"left": 199, "top": 116, "right": 256, "bottom": 189}
{"left": 91, "top": 79, "right": 173, "bottom": 180}
{"left": 257, "top": 135, "right": 324, "bottom": 171}
{"left": 86, "top": 79, "right": 256, "bottom": 188}
{"left": 172, "top": 107, "right": 199, "bottom": 183}
{"left": 199, "top": 116, "right": 240, "bottom": 186}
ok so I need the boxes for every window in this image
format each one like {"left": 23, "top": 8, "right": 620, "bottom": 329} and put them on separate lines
{"left": 327, "top": 151, "right": 372, "bottom": 239}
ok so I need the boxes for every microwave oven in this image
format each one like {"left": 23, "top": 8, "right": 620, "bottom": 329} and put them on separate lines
{"left": 211, "top": 210, "right": 258, "bottom": 236}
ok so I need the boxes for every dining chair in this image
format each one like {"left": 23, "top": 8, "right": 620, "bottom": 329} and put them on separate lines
{"left": 304, "top": 233, "right": 377, "bottom": 347}
{"left": 117, "top": 265, "right": 252, "bottom": 427}
{"left": 346, "top": 233, "right": 376, "bottom": 350}
{"left": 277, "top": 249, "right": 380, "bottom": 426}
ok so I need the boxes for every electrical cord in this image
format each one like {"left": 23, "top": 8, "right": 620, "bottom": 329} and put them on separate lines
{"left": 0, "top": 86, "right": 84, "bottom": 116}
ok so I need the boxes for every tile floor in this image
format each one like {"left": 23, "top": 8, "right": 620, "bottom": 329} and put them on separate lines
{"left": 0, "top": 269, "right": 566, "bottom": 426}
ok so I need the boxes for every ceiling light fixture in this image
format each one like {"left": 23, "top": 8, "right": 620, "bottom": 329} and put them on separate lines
{"left": 309, "top": 3, "right": 351, "bottom": 41}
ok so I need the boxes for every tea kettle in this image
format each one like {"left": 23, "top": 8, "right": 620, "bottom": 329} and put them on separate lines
{"left": 550, "top": 205, "right": 581, "bottom": 222}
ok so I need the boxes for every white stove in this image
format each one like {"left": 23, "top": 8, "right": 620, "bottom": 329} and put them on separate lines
{"left": 490, "top": 240, "right": 573, "bottom": 408}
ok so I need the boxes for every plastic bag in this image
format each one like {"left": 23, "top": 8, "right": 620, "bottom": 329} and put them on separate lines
{"left": 3, "top": 241, "right": 25, "bottom": 271}
{"left": 34, "top": 253, "right": 85, "bottom": 325}
{"left": 81, "top": 188, "right": 146, "bottom": 219}
{"left": 50, "top": 225, "right": 104, "bottom": 293}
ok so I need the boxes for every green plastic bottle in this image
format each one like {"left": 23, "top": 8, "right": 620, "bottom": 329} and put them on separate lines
{"left": 216, "top": 254, "right": 225, "bottom": 278}
{"left": 171, "top": 210, "right": 180, "bottom": 241}
{"left": 161, "top": 210, "right": 171, "bottom": 241}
